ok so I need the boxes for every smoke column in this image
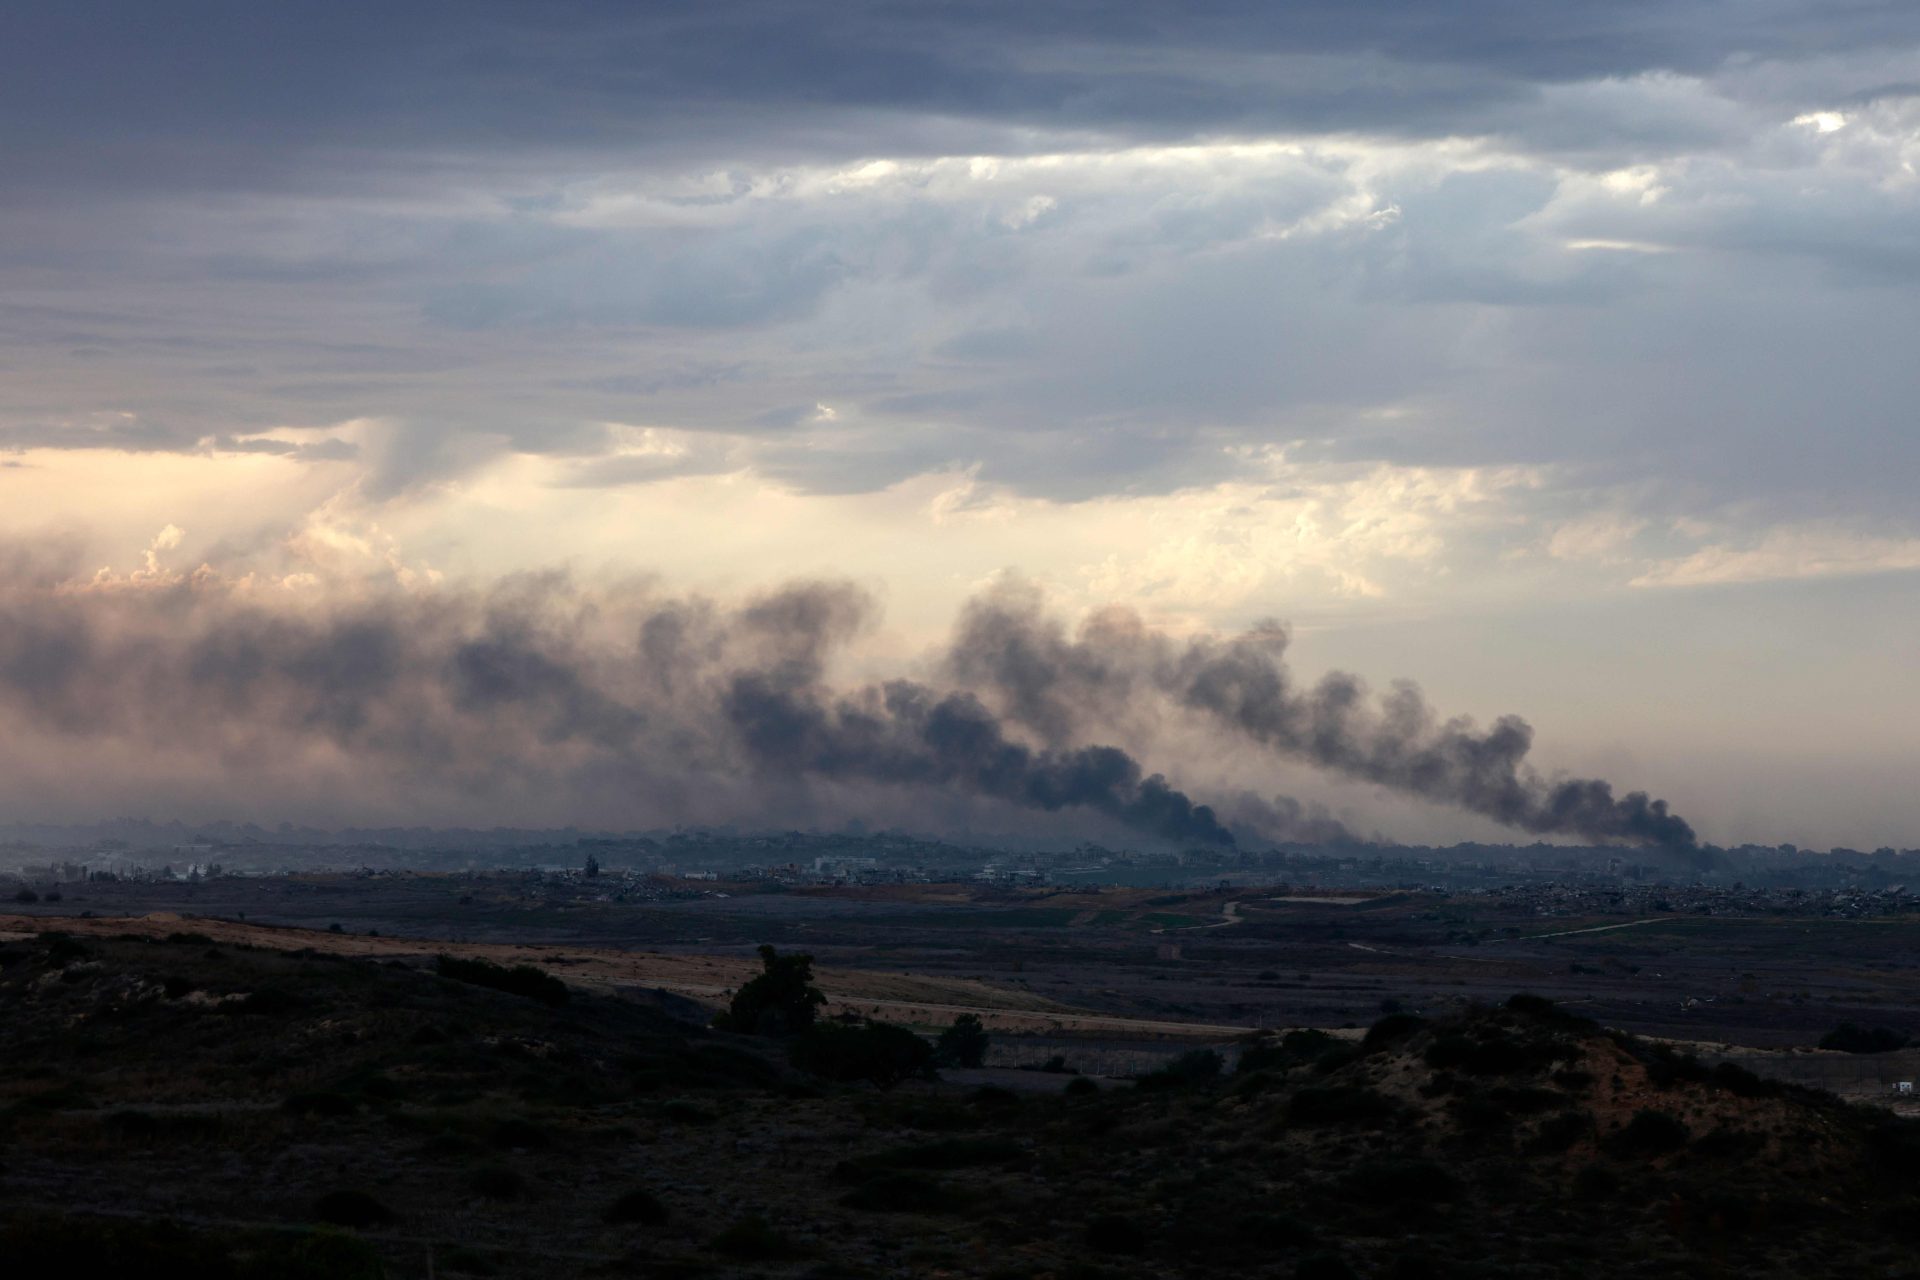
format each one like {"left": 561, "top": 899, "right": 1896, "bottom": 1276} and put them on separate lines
{"left": 946, "top": 583, "right": 1696, "bottom": 848}
{"left": 0, "top": 543, "right": 1694, "bottom": 847}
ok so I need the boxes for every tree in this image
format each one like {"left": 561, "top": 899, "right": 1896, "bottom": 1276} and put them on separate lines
{"left": 790, "top": 1019, "right": 935, "bottom": 1089}
{"left": 720, "top": 944, "right": 826, "bottom": 1037}
{"left": 934, "top": 1013, "right": 990, "bottom": 1068}
{"left": 583, "top": 854, "right": 601, "bottom": 878}
{"left": 1820, "top": 1023, "right": 1911, "bottom": 1054}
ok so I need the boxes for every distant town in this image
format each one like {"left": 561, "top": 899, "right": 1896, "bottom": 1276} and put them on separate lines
{"left": 5, "top": 820, "right": 1917, "bottom": 907}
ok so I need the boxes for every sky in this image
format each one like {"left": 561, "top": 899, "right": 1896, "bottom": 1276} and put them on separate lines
{"left": 1, "top": 2, "right": 1917, "bottom": 848}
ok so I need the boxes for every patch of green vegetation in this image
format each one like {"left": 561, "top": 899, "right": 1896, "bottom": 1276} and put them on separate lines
{"left": 711, "top": 1214, "right": 806, "bottom": 1261}
{"left": 834, "top": 1135, "right": 1030, "bottom": 1181}
{"left": 434, "top": 954, "right": 568, "bottom": 1007}
{"left": 603, "top": 1188, "right": 671, "bottom": 1226}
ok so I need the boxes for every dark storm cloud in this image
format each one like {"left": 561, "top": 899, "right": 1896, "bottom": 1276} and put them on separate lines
{"left": 0, "top": 545, "right": 1692, "bottom": 845}
{"left": 7, "top": 1, "right": 1917, "bottom": 198}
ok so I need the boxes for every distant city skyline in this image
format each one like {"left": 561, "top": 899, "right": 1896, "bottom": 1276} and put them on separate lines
{"left": 3, "top": 3, "right": 1917, "bottom": 847}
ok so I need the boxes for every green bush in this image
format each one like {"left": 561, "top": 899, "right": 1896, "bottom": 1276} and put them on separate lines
{"left": 1607, "top": 1108, "right": 1690, "bottom": 1157}
{"left": 711, "top": 1214, "right": 804, "bottom": 1260}
{"left": 1239, "top": 1028, "right": 1340, "bottom": 1074}
{"left": 1137, "top": 1048, "right": 1223, "bottom": 1091}
{"left": 1525, "top": 1109, "right": 1595, "bottom": 1155}
{"left": 717, "top": 944, "right": 825, "bottom": 1037}
{"left": 1820, "top": 1023, "right": 1911, "bottom": 1054}
{"left": 1084, "top": 1213, "right": 1149, "bottom": 1255}
{"left": 790, "top": 1019, "right": 934, "bottom": 1090}
{"left": 434, "top": 954, "right": 568, "bottom": 1007}
{"left": 1362, "top": 1013, "right": 1428, "bottom": 1051}
{"left": 468, "top": 1167, "right": 526, "bottom": 1200}
{"left": 311, "top": 1189, "right": 396, "bottom": 1229}
{"left": 1342, "top": 1156, "right": 1458, "bottom": 1205}
{"left": 934, "top": 1013, "right": 990, "bottom": 1068}
{"left": 1296, "top": 1253, "right": 1358, "bottom": 1280}
{"left": 840, "top": 1172, "right": 964, "bottom": 1213}
{"left": 833, "top": 1136, "right": 1029, "bottom": 1182}
{"left": 487, "top": 1117, "right": 553, "bottom": 1150}
{"left": 603, "top": 1188, "right": 670, "bottom": 1226}
{"left": 283, "top": 1091, "right": 357, "bottom": 1118}
{"left": 1287, "top": 1085, "right": 1399, "bottom": 1126}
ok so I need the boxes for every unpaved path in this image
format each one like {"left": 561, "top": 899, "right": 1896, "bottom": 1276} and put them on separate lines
{"left": 0, "top": 912, "right": 1247, "bottom": 1038}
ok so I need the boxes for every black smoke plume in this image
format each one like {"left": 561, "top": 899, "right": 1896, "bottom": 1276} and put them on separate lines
{"left": 0, "top": 549, "right": 1235, "bottom": 844}
{"left": 725, "top": 675, "right": 1233, "bottom": 846}
{"left": 946, "top": 583, "right": 1696, "bottom": 849}
{"left": 0, "top": 544, "right": 1693, "bottom": 846}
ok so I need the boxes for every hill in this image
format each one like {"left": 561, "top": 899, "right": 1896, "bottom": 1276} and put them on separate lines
{"left": 4, "top": 931, "right": 1919, "bottom": 1277}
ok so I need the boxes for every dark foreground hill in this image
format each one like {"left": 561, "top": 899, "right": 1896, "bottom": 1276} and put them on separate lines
{"left": 3, "top": 930, "right": 1919, "bottom": 1278}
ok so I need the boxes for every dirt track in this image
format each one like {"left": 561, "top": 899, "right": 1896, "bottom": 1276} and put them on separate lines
{"left": 0, "top": 911, "right": 1248, "bottom": 1038}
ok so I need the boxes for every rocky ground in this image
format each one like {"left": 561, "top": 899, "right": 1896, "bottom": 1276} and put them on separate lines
{"left": 5, "top": 926, "right": 1920, "bottom": 1278}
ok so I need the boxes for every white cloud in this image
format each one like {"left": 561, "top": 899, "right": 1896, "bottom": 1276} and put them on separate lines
{"left": 1631, "top": 525, "right": 1920, "bottom": 587}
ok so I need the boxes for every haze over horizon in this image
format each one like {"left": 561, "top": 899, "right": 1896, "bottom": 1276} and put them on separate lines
{"left": 4, "top": 3, "right": 1918, "bottom": 848}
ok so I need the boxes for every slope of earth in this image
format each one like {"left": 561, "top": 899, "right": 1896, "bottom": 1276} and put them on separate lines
{"left": 6, "top": 930, "right": 1920, "bottom": 1278}
{"left": 0, "top": 910, "right": 1245, "bottom": 1039}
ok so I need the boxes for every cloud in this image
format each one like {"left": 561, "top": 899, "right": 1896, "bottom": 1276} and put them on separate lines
{"left": 1631, "top": 525, "right": 1920, "bottom": 587}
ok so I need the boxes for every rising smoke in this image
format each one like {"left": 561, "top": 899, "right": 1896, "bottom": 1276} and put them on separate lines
{"left": 0, "top": 544, "right": 1692, "bottom": 847}
{"left": 946, "top": 582, "right": 1696, "bottom": 848}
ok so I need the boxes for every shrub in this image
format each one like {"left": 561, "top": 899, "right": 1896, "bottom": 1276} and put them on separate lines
{"left": 790, "top": 1020, "right": 934, "bottom": 1090}
{"left": 660, "top": 1099, "right": 716, "bottom": 1126}
{"left": 271, "top": 1229, "right": 387, "bottom": 1280}
{"left": 283, "top": 1091, "right": 358, "bottom": 1118}
{"left": 0, "top": 1215, "right": 234, "bottom": 1276}
{"left": 487, "top": 1117, "right": 553, "bottom": 1150}
{"left": 1362, "top": 1013, "right": 1428, "bottom": 1051}
{"left": 1608, "top": 1108, "right": 1690, "bottom": 1157}
{"left": 434, "top": 954, "right": 568, "bottom": 1007}
{"left": 717, "top": 944, "right": 825, "bottom": 1037}
{"left": 1239, "top": 1028, "right": 1339, "bottom": 1075}
{"left": 1065, "top": 1076, "right": 1100, "bottom": 1097}
{"left": 13, "top": 888, "right": 38, "bottom": 903}
{"left": 833, "top": 1136, "right": 1029, "bottom": 1182}
{"left": 1137, "top": 1049, "right": 1223, "bottom": 1091}
{"left": 934, "top": 1013, "right": 990, "bottom": 1068}
{"left": 1085, "top": 1213, "right": 1149, "bottom": 1255}
{"left": 1709, "top": 1062, "right": 1778, "bottom": 1098}
{"left": 841, "top": 1172, "right": 961, "bottom": 1213}
{"left": 468, "top": 1166, "right": 526, "bottom": 1200}
{"left": 1340, "top": 1158, "right": 1458, "bottom": 1205}
{"left": 711, "top": 1214, "right": 804, "bottom": 1260}
{"left": 1241, "top": 1212, "right": 1319, "bottom": 1249}
{"left": 235, "top": 987, "right": 307, "bottom": 1016}
{"left": 1424, "top": 1030, "right": 1570, "bottom": 1077}
{"left": 1297, "top": 1253, "right": 1359, "bottom": 1280}
{"left": 603, "top": 1188, "right": 670, "bottom": 1226}
{"left": 103, "top": 1110, "right": 167, "bottom": 1140}
{"left": 1865, "top": 1115, "right": 1920, "bottom": 1174}
{"left": 1287, "top": 1085, "right": 1398, "bottom": 1126}
{"left": 1692, "top": 1127, "right": 1765, "bottom": 1160}
{"left": 1572, "top": 1163, "right": 1619, "bottom": 1200}
{"left": 968, "top": 1084, "right": 1022, "bottom": 1113}
{"left": 1525, "top": 1109, "right": 1595, "bottom": 1155}
{"left": 1820, "top": 1023, "right": 1911, "bottom": 1054}
{"left": 312, "top": 1189, "right": 396, "bottom": 1228}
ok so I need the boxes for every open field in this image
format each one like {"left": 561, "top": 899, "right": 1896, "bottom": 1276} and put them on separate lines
{"left": 8, "top": 873, "right": 1920, "bottom": 1101}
